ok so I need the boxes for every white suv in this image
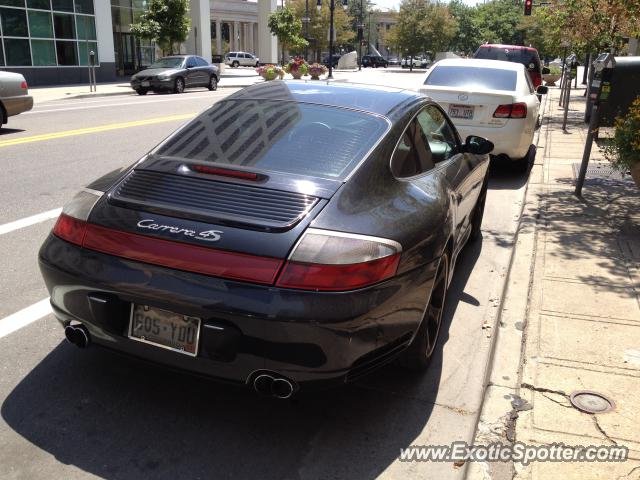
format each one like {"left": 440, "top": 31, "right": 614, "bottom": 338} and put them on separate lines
{"left": 225, "top": 52, "right": 260, "bottom": 67}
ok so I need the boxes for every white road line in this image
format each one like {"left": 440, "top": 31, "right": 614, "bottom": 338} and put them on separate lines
{"left": 0, "top": 298, "right": 52, "bottom": 339}
{"left": 0, "top": 208, "right": 61, "bottom": 235}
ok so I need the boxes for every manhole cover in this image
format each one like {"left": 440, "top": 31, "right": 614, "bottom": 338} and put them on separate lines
{"left": 569, "top": 391, "right": 616, "bottom": 414}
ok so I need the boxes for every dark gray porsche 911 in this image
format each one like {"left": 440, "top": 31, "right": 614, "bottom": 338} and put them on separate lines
{"left": 38, "top": 81, "right": 492, "bottom": 398}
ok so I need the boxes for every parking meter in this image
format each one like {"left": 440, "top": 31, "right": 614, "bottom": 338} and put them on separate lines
{"left": 585, "top": 53, "right": 616, "bottom": 122}
{"left": 567, "top": 53, "right": 578, "bottom": 79}
{"left": 89, "top": 50, "right": 95, "bottom": 66}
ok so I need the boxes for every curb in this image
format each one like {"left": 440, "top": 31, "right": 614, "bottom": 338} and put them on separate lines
{"left": 464, "top": 91, "right": 551, "bottom": 480}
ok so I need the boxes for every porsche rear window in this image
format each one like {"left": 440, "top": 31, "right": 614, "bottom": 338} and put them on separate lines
{"left": 155, "top": 100, "right": 389, "bottom": 180}
{"left": 425, "top": 66, "right": 517, "bottom": 91}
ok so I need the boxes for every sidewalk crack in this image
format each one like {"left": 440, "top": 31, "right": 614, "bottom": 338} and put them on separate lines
{"left": 592, "top": 415, "right": 618, "bottom": 445}
{"left": 540, "top": 392, "right": 572, "bottom": 408}
{"left": 520, "top": 382, "right": 568, "bottom": 398}
{"left": 617, "top": 465, "right": 640, "bottom": 480}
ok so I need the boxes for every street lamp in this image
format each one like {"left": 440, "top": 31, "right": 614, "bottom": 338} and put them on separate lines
{"left": 317, "top": 0, "right": 348, "bottom": 79}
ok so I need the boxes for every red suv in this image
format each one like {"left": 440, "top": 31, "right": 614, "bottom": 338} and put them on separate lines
{"left": 473, "top": 44, "right": 543, "bottom": 88}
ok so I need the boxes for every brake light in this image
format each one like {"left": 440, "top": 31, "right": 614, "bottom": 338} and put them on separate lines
{"left": 20, "top": 81, "right": 28, "bottom": 90}
{"left": 530, "top": 71, "right": 542, "bottom": 88}
{"left": 493, "top": 102, "right": 527, "bottom": 119}
{"left": 275, "top": 228, "right": 402, "bottom": 291}
{"left": 52, "top": 189, "right": 103, "bottom": 245}
{"left": 191, "top": 165, "right": 258, "bottom": 180}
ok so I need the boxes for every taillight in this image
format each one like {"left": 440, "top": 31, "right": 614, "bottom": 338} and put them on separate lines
{"left": 52, "top": 189, "right": 103, "bottom": 245}
{"left": 20, "top": 81, "right": 28, "bottom": 90}
{"left": 530, "top": 71, "right": 542, "bottom": 88}
{"left": 275, "top": 228, "right": 402, "bottom": 291}
{"left": 493, "top": 102, "right": 527, "bottom": 119}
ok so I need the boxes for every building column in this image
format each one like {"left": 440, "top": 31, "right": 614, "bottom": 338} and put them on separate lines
{"left": 248, "top": 22, "right": 255, "bottom": 54}
{"left": 257, "top": 0, "right": 278, "bottom": 63}
{"left": 215, "top": 19, "right": 222, "bottom": 54}
{"left": 233, "top": 21, "right": 240, "bottom": 51}
{"left": 188, "top": 0, "right": 211, "bottom": 58}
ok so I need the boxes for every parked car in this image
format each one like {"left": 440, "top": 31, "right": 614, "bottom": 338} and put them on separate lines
{"left": 321, "top": 55, "right": 340, "bottom": 68}
{"left": 39, "top": 81, "right": 493, "bottom": 397}
{"left": 225, "top": 52, "right": 260, "bottom": 67}
{"left": 362, "top": 55, "right": 388, "bottom": 68}
{"left": 402, "top": 56, "right": 430, "bottom": 69}
{"left": 473, "top": 44, "right": 544, "bottom": 88}
{"left": 0, "top": 71, "right": 33, "bottom": 127}
{"left": 130, "top": 55, "right": 219, "bottom": 95}
{"left": 388, "top": 57, "right": 400, "bottom": 65}
{"left": 420, "top": 58, "right": 547, "bottom": 170}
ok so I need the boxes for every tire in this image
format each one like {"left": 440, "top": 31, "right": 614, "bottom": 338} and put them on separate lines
{"left": 397, "top": 252, "right": 449, "bottom": 370}
{"left": 0, "top": 104, "right": 6, "bottom": 125}
{"left": 514, "top": 145, "right": 535, "bottom": 173}
{"left": 208, "top": 75, "right": 218, "bottom": 91}
{"left": 469, "top": 178, "right": 488, "bottom": 242}
{"left": 232, "top": 61, "right": 239, "bottom": 68}
{"left": 174, "top": 77, "right": 185, "bottom": 94}
{"left": 135, "top": 88, "right": 148, "bottom": 95}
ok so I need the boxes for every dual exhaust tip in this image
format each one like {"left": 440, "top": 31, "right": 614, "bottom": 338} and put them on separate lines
{"left": 64, "top": 324, "right": 90, "bottom": 348}
{"left": 253, "top": 373, "right": 296, "bottom": 399}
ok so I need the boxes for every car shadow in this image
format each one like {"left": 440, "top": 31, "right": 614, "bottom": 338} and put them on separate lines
{"left": 0, "top": 128, "right": 26, "bottom": 136}
{"left": 486, "top": 155, "right": 532, "bottom": 190}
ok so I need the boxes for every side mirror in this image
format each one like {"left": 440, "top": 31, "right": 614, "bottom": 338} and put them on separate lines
{"left": 464, "top": 135, "right": 494, "bottom": 155}
{"left": 536, "top": 85, "right": 548, "bottom": 95}
{"left": 542, "top": 67, "right": 550, "bottom": 74}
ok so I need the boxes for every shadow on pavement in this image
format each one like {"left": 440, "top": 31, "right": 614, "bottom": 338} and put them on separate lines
{"left": 0, "top": 128, "right": 26, "bottom": 136}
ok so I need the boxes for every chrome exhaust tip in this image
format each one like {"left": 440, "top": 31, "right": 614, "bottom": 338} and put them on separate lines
{"left": 64, "top": 324, "right": 90, "bottom": 348}
{"left": 253, "top": 374, "right": 274, "bottom": 395}
{"left": 271, "top": 378, "right": 294, "bottom": 399}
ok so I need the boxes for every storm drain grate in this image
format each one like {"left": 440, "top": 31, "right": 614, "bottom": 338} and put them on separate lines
{"left": 572, "top": 163, "right": 633, "bottom": 184}
{"left": 569, "top": 390, "right": 616, "bottom": 414}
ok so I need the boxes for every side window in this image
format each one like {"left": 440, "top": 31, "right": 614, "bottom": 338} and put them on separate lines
{"left": 524, "top": 71, "right": 534, "bottom": 94}
{"left": 196, "top": 56, "right": 208, "bottom": 66}
{"left": 416, "top": 106, "right": 458, "bottom": 163}
{"left": 186, "top": 57, "right": 197, "bottom": 68}
{"left": 243, "top": 53, "right": 250, "bottom": 59}
{"left": 391, "top": 116, "right": 435, "bottom": 178}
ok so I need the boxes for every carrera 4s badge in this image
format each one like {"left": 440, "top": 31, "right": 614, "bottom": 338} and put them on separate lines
{"left": 137, "top": 219, "right": 223, "bottom": 242}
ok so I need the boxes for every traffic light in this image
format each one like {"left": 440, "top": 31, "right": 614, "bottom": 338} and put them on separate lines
{"left": 524, "top": 0, "right": 532, "bottom": 15}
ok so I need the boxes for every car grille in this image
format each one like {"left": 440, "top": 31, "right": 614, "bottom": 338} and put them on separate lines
{"left": 110, "top": 170, "right": 319, "bottom": 230}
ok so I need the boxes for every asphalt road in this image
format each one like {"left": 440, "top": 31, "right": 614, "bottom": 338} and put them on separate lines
{"left": 0, "top": 82, "right": 531, "bottom": 480}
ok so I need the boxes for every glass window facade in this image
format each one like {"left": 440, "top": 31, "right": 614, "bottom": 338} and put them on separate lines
{"left": 0, "top": 0, "right": 98, "bottom": 66}
{"left": 111, "top": 0, "right": 154, "bottom": 75}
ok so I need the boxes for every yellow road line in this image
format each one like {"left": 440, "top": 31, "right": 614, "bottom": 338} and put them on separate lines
{"left": 0, "top": 113, "right": 196, "bottom": 148}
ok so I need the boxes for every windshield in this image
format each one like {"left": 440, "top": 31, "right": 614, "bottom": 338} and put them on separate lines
{"left": 155, "top": 100, "right": 389, "bottom": 180}
{"left": 474, "top": 47, "right": 540, "bottom": 71}
{"left": 149, "top": 57, "right": 184, "bottom": 69}
{"left": 425, "top": 66, "right": 517, "bottom": 91}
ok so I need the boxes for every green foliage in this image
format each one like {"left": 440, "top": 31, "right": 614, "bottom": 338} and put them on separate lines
{"left": 448, "top": 0, "right": 480, "bottom": 55}
{"left": 268, "top": 7, "right": 308, "bottom": 56}
{"left": 603, "top": 96, "right": 640, "bottom": 172}
{"left": 473, "top": 0, "right": 523, "bottom": 45}
{"left": 288, "top": 0, "right": 353, "bottom": 58}
{"left": 130, "top": 0, "right": 190, "bottom": 55}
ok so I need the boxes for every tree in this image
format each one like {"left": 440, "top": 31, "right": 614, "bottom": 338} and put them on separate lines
{"left": 130, "top": 0, "right": 190, "bottom": 55}
{"left": 473, "top": 0, "right": 523, "bottom": 46}
{"left": 448, "top": 0, "right": 480, "bottom": 55}
{"left": 423, "top": 3, "right": 458, "bottom": 55}
{"left": 268, "top": 6, "right": 308, "bottom": 64}
{"left": 388, "top": 0, "right": 430, "bottom": 70}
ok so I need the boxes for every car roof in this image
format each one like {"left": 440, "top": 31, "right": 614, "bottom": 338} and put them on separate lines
{"left": 433, "top": 58, "right": 524, "bottom": 71}
{"left": 478, "top": 44, "right": 538, "bottom": 52}
{"left": 227, "top": 81, "right": 424, "bottom": 116}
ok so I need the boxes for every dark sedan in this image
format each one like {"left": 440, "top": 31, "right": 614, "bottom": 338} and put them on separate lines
{"left": 362, "top": 55, "right": 388, "bottom": 68}
{"left": 39, "top": 82, "right": 492, "bottom": 398}
{"left": 130, "top": 55, "right": 219, "bottom": 95}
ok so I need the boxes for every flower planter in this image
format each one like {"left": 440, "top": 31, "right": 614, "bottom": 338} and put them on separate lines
{"left": 543, "top": 74, "right": 561, "bottom": 86}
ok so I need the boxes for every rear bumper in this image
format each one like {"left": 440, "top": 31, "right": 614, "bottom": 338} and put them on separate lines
{"left": 456, "top": 122, "right": 533, "bottom": 160}
{"left": 3, "top": 94, "right": 33, "bottom": 118}
{"left": 38, "top": 234, "right": 436, "bottom": 390}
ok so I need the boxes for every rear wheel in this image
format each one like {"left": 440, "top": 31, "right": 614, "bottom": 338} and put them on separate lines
{"left": 232, "top": 61, "right": 239, "bottom": 68}
{"left": 135, "top": 88, "right": 148, "bottom": 95}
{"left": 398, "top": 252, "right": 449, "bottom": 370}
{"left": 174, "top": 77, "right": 185, "bottom": 94}
{"left": 514, "top": 145, "right": 535, "bottom": 173}
{"left": 208, "top": 75, "right": 218, "bottom": 91}
{"left": 469, "top": 179, "right": 488, "bottom": 242}
{"left": 0, "top": 104, "right": 6, "bottom": 125}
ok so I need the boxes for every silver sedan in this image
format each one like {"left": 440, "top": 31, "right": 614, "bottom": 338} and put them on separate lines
{"left": 0, "top": 72, "right": 33, "bottom": 127}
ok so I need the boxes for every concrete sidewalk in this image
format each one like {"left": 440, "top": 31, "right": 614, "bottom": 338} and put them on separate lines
{"left": 468, "top": 86, "right": 640, "bottom": 479}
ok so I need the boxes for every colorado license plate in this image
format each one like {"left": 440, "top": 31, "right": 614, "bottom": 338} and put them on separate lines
{"left": 448, "top": 104, "right": 474, "bottom": 120}
{"left": 129, "top": 305, "right": 200, "bottom": 356}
